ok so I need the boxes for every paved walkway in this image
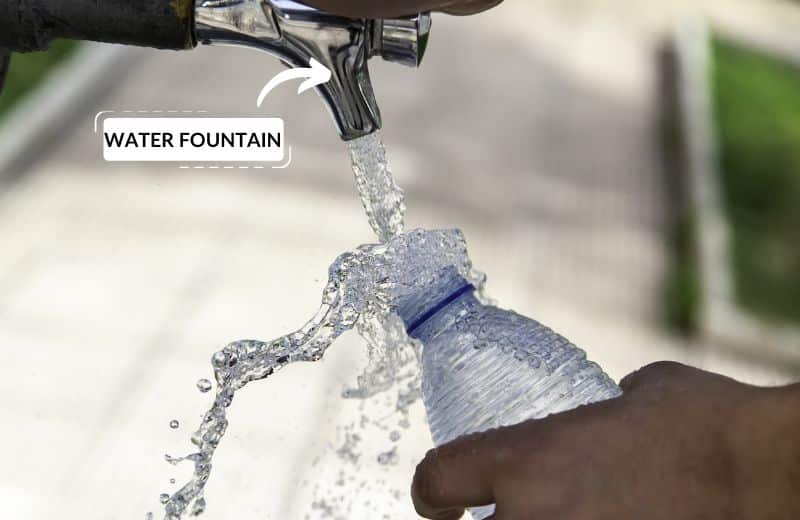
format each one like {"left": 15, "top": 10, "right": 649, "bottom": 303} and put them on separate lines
{"left": 1, "top": 3, "right": 797, "bottom": 519}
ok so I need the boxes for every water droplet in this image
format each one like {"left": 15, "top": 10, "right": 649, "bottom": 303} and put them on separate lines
{"left": 377, "top": 447, "right": 398, "bottom": 466}
{"left": 170, "top": 478, "right": 176, "bottom": 484}
{"left": 191, "top": 497, "right": 207, "bottom": 515}
{"left": 164, "top": 453, "right": 182, "bottom": 466}
{"left": 145, "top": 513, "right": 153, "bottom": 520}
{"left": 196, "top": 379, "right": 212, "bottom": 393}
{"left": 169, "top": 419, "right": 180, "bottom": 429}
{"left": 159, "top": 493, "right": 170, "bottom": 504}
{"left": 211, "top": 351, "right": 227, "bottom": 368}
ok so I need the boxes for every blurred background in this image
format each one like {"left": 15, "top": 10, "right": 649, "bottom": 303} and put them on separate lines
{"left": 1, "top": 0, "right": 799, "bottom": 518}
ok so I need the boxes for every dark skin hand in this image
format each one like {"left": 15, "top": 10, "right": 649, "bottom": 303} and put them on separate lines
{"left": 412, "top": 362, "right": 800, "bottom": 519}
{"left": 303, "top": 0, "right": 504, "bottom": 18}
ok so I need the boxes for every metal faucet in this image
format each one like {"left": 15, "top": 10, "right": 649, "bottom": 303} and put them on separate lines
{"left": 195, "top": 0, "right": 432, "bottom": 141}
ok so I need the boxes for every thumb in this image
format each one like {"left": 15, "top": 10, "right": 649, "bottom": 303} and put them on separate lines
{"left": 412, "top": 429, "right": 503, "bottom": 519}
{"left": 619, "top": 361, "right": 693, "bottom": 393}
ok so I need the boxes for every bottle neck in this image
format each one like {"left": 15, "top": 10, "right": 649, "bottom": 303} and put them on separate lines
{"left": 395, "top": 268, "right": 476, "bottom": 338}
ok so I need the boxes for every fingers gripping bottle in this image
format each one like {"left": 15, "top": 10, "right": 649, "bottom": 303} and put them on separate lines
{"left": 396, "top": 268, "right": 622, "bottom": 519}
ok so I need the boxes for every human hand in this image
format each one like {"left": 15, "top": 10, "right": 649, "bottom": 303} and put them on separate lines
{"left": 303, "top": 0, "right": 503, "bottom": 18}
{"left": 411, "top": 362, "right": 800, "bottom": 519}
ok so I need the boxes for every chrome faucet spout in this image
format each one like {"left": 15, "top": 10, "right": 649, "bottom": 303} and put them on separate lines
{"left": 195, "top": 0, "right": 431, "bottom": 141}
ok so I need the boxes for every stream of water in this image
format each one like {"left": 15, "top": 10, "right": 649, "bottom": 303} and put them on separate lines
{"left": 155, "top": 132, "right": 485, "bottom": 518}
{"left": 348, "top": 132, "right": 406, "bottom": 243}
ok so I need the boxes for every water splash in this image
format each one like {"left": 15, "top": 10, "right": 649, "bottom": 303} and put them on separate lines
{"left": 160, "top": 229, "right": 485, "bottom": 518}
{"left": 159, "top": 132, "right": 482, "bottom": 518}
{"left": 348, "top": 132, "right": 406, "bottom": 243}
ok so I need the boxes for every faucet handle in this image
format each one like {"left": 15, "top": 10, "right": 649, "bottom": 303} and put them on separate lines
{"left": 372, "top": 13, "right": 432, "bottom": 68}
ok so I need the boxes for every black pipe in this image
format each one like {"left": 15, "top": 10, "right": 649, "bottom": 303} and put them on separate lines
{"left": 0, "top": 0, "right": 196, "bottom": 52}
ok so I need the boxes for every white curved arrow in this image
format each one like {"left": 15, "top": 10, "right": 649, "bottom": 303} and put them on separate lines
{"left": 256, "top": 58, "right": 332, "bottom": 108}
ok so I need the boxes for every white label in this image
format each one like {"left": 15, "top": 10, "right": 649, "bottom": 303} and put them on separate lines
{"left": 102, "top": 118, "right": 284, "bottom": 162}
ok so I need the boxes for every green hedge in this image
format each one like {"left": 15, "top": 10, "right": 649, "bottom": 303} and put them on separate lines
{"left": 712, "top": 37, "right": 800, "bottom": 324}
{"left": 0, "top": 41, "right": 79, "bottom": 119}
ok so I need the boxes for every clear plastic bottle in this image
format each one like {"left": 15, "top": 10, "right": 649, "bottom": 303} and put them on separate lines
{"left": 397, "top": 269, "right": 622, "bottom": 519}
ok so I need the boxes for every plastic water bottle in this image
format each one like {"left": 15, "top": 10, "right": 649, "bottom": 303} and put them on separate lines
{"left": 397, "top": 269, "right": 622, "bottom": 519}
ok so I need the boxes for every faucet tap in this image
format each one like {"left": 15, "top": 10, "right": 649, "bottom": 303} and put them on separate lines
{"left": 195, "top": 0, "right": 432, "bottom": 141}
